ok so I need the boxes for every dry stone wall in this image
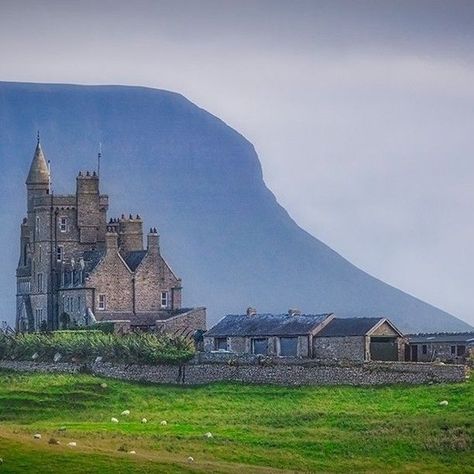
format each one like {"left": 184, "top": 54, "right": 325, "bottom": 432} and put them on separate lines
{"left": 0, "top": 357, "right": 467, "bottom": 386}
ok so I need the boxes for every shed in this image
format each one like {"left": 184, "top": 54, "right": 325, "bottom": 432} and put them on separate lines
{"left": 406, "top": 332, "right": 474, "bottom": 363}
{"left": 204, "top": 312, "right": 334, "bottom": 357}
{"left": 313, "top": 317, "right": 404, "bottom": 362}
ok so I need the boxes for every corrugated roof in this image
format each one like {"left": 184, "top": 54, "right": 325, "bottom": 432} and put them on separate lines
{"left": 408, "top": 332, "right": 474, "bottom": 344}
{"left": 123, "top": 250, "right": 147, "bottom": 271}
{"left": 317, "top": 317, "right": 386, "bottom": 337}
{"left": 205, "top": 313, "right": 332, "bottom": 337}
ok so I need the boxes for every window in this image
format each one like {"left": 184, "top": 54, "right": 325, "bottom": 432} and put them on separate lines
{"left": 279, "top": 337, "right": 298, "bottom": 357}
{"left": 451, "top": 345, "right": 456, "bottom": 355}
{"left": 215, "top": 337, "right": 228, "bottom": 351}
{"left": 56, "top": 246, "right": 63, "bottom": 262}
{"left": 37, "top": 273, "right": 43, "bottom": 292}
{"left": 59, "top": 216, "right": 67, "bottom": 233}
{"left": 422, "top": 345, "right": 427, "bottom": 355}
{"left": 457, "top": 345, "right": 466, "bottom": 356}
{"left": 252, "top": 338, "right": 268, "bottom": 355}
{"left": 160, "top": 291, "right": 169, "bottom": 308}
{"left": 34, "top": 308, "right": 43, "bottom": 329}
{"left": 98, "top": 294, "right": 106, "bottom": 310}
{"left": 38, "top": 245, "right": 42, "bottom": 263}
{"left": 36, "top": 216, "right": 40, "bottom": 237}
{"left": 77, "top": 296, "right": 81, "bottom": 311}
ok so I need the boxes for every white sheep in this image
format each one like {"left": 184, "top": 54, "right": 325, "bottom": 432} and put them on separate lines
{"left": 187, "top": 456, "right": 194, "bottom": 463}
{"left": 121, "top": 410, "right": 130, "bottom": 416}
{"left": 439, "top": 400, "right": 449, "bottom": 406}
{"left": 100, "top": 383, "right": 108, "bottom": 389}
{"left": 160, "top": 420, "right": 167, "bottom": 426}
{"left": 128, "top": 450, "right": 136, "bottom": 455}
{"left": 67, "top": 442, "right": 77, "bottom": 447}
{"left": 33, "top": 434, "right": 41, "bottom": 440}
{"left": 141, "top": 418, "right": 148, "bottom": 424}
{"left": 0, "top": 457, "right": 3, "bottom": 464}
{"left": 111, "top": 417, "right": 119, "bottom": 423}
{"left": 204, "top": 432, "right": 213, "bottom": 439}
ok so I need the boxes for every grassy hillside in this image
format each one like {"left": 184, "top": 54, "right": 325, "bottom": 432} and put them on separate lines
{"left": 0, "top": 370, "right": 472, "bottom": 473}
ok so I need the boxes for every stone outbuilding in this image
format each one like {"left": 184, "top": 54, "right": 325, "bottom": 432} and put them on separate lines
{"left": 204, "top": 310, "right": 334, "bottom": 357}
{"left": 313, "top": 317, "right": 404, "bottom": 362}
{"left": 406, "top": 332, "right": 474, "bottom": 363}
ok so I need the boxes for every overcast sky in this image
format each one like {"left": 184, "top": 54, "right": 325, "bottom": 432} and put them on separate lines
{"left": 1, "top": 0, "right": 473, "bottom": 325}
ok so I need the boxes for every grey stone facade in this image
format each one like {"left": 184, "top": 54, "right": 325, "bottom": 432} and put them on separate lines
{"left": 16, "top": 139, "right": 205, "bottom": 334}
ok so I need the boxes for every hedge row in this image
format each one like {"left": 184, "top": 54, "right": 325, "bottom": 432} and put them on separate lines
{"left": 0, "top": 331, "right": 194, "bottom": 365}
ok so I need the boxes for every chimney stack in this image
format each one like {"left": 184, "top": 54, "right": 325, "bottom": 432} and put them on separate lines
{"left": 147, "top": 227, "right": 159, "bottom": 254}
{"left": 288, "top": 308, "right": 301, "bottom": 317}
{"left": 105, "top": 226, "right": 118, "bottom": 252}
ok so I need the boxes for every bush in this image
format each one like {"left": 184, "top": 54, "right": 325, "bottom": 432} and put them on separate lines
{"left": 0, "top": 331, "right": 194, "bottom": 365}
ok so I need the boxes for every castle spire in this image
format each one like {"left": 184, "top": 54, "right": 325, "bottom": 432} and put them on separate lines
{"left": 26, "top": 134, "right": 50, "bottom": 186}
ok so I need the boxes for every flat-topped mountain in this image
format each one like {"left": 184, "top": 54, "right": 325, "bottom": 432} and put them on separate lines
{"left": 0, "top": 81, "right": 470, "bottom": 332}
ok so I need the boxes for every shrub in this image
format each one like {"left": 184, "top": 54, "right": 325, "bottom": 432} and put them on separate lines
{"left": 0, "top": 332, "right": 194, "bottom": 365}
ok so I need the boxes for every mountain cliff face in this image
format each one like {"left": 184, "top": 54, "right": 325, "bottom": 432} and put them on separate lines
{"left": 0, "top": 81, "right": 470, "bottom": 332}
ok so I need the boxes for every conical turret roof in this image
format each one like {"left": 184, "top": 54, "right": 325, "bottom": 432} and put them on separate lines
{"left": 26, "top": 141, "right": 49, "bottom": 185}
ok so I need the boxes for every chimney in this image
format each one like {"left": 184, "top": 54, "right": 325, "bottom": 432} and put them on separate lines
{"left": 147, "top": 227, "right": 159, "bottom": 254}
{"left": 288, "top": 308, "right": 301, "bottom": 317}
{"left": 105, "top": 226, "right": 118, "bottom": 252}
{"left": 246, "top": 307, "right": 257, "bottom": 317}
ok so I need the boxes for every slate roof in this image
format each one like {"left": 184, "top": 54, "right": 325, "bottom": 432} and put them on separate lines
{"left": 317, "top": 317, "right": 388, "bottom": 337}
{"left": 98, "top": 311, "right": 182, "bottom": 326}
{"left": 408, "top": 332, "right": 474, "bottom": 344}
{"left": 26, "top": 142, "right": 49, "bottom": 185}
{"left": 82, "top": 249, "right": 105, "bottom": 274}
{"left": 205, "top": 313, "right": 333, "bottom": 337}
{"left": 123, "top": 250, "right": 147, "bottom": 271}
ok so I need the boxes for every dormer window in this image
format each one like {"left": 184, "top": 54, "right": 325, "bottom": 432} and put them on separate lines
{"left": 59, "top": 216, "right": 67, "bottom": 233}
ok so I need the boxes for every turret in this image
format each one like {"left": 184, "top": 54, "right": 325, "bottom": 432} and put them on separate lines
{"left": 76, "top": 170, "right": 100, "bottom": 243}
{"left": 26, "top": 137, "right": 50, "bottom": 217}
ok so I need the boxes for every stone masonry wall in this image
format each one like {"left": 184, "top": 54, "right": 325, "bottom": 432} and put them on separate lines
{"left": 155, "top": 308, "right": 206, "bottom": 334}
{"left": 0, "top": 358, "right": 467, "bottom": 386}
{"left": 313, "top": 336, "right": 366, "bottom": 361}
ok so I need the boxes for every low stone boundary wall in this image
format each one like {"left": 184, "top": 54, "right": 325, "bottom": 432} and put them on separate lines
{"left": 0, "top": 359, "right": 467, "bottom": 386}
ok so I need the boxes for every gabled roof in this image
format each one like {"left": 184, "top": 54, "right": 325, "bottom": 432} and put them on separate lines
{"left": 123, "top": 250, "right": 147, "bottom": 271}
{"left": 82, "top": 249, "right": 105, "bottom": 274}
{"left": 205, "top": 313, "right": 333, "bottom": 337}
{"left": 408, "top": 332, "right": 474, "bottom": 344}
{"left": 317, "top": 317, "right": 400, "bottom": 337}
{"left": 26, "top": 142, "right": 49, "bottom": 185}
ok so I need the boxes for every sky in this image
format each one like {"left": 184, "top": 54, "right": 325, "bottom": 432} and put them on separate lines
{"left": 0, "top": 0, "right": 473, "bottom": 325}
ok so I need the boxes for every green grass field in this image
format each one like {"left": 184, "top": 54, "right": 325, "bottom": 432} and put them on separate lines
{"left": 0, "top": 370, "right": 472, "bottom": 473}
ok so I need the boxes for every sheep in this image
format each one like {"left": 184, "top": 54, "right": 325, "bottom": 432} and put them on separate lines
{"left": 67, "top": 442, "right": 77, "bottom": 447}
{"left": 33, "top": 434, "right": 41, "bottom": 440}
{"left": 141, "top": 418, "right": 148, "bottom": 424}
{"left": 187, "top": 456, "right": 194, "bottom": 463}
{"left": 121, "top": 410, "right": 130, "bottom": 416}
{"left": 160, "top": 420, "right": 167, "bottom": 426}
{"left": 100, "top": 383, "right": 108, "bottom": 389}
{"left": 111, "top": 417, "right": 119, "bottom": 423}
{"left": 128, "top": 450, "right": 136, "bottom": 455}
{"left": 439, "top": 400, "right": 449, "bottom": 406}
{"left": 204, "top": 432, "right": 213, "bottom": 439}
{"left": 0, "top": 458, "right": 4, "bottom": 464}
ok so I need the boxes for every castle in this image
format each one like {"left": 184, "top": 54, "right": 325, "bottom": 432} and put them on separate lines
{"left": 16, "top": 137, "right": 206, "bottom": 333}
